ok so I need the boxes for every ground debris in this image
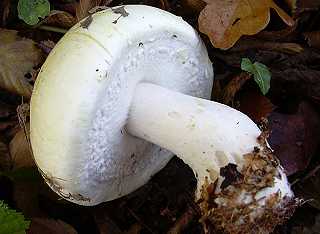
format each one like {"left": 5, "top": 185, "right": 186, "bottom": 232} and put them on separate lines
{"left": 199, "top": 130, "right": 300, "bottom": 234}
{"left": 268, "top": 102, "right": 320, "bottom": 175}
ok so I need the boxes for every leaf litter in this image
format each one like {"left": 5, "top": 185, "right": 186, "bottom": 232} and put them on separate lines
{"left": 0, "top": 29, "right": 43, "bottom": 98}
{"left": 198, "top": 0, "right": 294, "bottom": 49}
{"left": 0, "top": 0, "right": 320, "bottom": 233}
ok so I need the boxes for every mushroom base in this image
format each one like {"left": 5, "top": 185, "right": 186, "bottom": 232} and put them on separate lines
{"left": 197, "top": 131, "right": 301, "bottom": 234}
{"left": 199, "top": 194, "right": 299, "bottom": 234}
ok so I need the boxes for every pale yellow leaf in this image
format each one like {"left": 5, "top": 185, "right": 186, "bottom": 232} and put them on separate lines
{"left": 9, "top": 123, "right": 34, "bottom": 169}
{"left": 0, "top": 29, "right": 43, "bottom": 98}
{"left": 199, "top": 0, "right": 295, "bottom": 49}
{"left": 76, "top": 0, "right": 103, "bottom": 21}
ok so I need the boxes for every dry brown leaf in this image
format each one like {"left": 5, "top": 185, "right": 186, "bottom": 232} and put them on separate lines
{"left": 76, "top": 0, "right": 111, "bottom": 21}
{"left": 297, "top": 0, "right": 320, "bottom": 13}
{"left": 178, "top": 0, "right": 206, "bottom": 15}
{"left": 255, "top": 23, "right": 298, "bottom": 41}
{"left": 0, "top": 29, "right": 43, "bottom": 98}
{"left": 0, "top": 141, "right": 11, "bottom": 170}
{"left": 231, "top": 38, "right": 303, "bottom": 54}
{"left": 42, "top": 10, "right": 77, "bottom": 28}
{"left": 0, "top": 120, "right": 16, "bottom": 132}
{"left": 93, "top": 209, "right": 122, "bottom": 234}
{"left": 159, "top": 0, "right": 170, "bottom": 11}
{"left": 284, "top": 0, "right": 297, "bottom": 12}
{"left": 239, "top": 89, "right": 275, "bottom": 122}
{"left": 285, "top": 0, "right": 320, "bottom": 15}
{"left": 211, "top": 79, "right": 223, "bottom": 101}
{"left": 14, "top": 180, "right": 42, "bottom": 217}
{"left": 0, "top": 0, "right": 10, "bottom": 27}
{"left": 199, "top": 0, "right": 295, "bottom": 49}
{"left": 54, "top": 2, "right": 78, "bottom": 15}
{"left": 39, "top": 40, "right": 56, "bottom": 55}
{"left": 304, "top": 31, "right": 320, "bottom": 49}
{"left": 28, "top": 218, "right": 77, "bottom": 234}
{"left": 292, "top": 213, "right": 320, "bottom": 233}
{"left": 167, "top": 207, "right": 195, "bottom": 234}
{"left": 125, "top": 223, "right": 142, "bottom": 234}
{"left": 0, "top": 101, "right": 15, "bottom": 118}
{"left": 220, "top": 72, "right": 251, "bottom": 105}
{"left": 294, "top": 166, "right": 320, "bottom": 211}
{"left": 269, "top": 102, "right": 320, "bottom": 175}
{"left": 9, "top": 123, "right": 34, "bottom": 169}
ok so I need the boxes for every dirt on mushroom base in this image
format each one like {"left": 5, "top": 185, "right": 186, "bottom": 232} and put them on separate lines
{"left": 198, "top": 123, "right": 302, "bottom": 234}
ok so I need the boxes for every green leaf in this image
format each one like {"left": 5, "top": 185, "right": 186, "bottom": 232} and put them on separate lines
{"left": 0, "top": 201, "right": 30, "bottom": 234}
{"left": 17, "top": 0, "right": 50, "bottom": 25}
{"left": 241, "top": 58, "right": 271, "bottom": 95}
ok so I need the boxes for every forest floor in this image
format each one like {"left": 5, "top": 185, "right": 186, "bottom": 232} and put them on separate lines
{"left": 0, "top": 0, "right": 320, "bottom": 233}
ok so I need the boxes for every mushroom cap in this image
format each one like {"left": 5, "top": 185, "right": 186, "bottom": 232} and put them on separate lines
{"left": 30, "top": 5, "right": 213, "bottom": 205}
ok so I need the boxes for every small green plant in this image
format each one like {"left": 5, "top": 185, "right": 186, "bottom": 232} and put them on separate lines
{"left": 17, "top": 0, "right": 50, "bottom": 25}
{"left": 0, "top": 201, "right": 30, "bottom": 234}
{"left": 241, "top": 58, "right": 271, "bottom": 95}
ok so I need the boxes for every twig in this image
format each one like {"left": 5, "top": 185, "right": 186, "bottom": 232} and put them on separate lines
{"left": 38, "top": 25, "right": 68, "bottom": 34}
{"left": 231, "top": 39, "right": 303, "bottom": 54}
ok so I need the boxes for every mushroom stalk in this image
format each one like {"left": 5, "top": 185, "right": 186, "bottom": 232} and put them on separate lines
{"left": 127, "top": 83, "right": 297, "bottom": 233}
{"left": 127, "top": 83, "right": 260, "bottom": 184}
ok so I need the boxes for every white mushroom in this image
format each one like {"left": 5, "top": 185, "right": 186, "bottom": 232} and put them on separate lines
{"left": 30, "top": 5, "right": 298, "bottom": 233}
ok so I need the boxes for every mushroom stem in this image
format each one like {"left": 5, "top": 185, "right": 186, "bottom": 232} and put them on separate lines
{"left": 127, "top": 82, "right": 260, "bottom": 186}
{"left": 127, "top": 83, "right": 298, "bottom": 233}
